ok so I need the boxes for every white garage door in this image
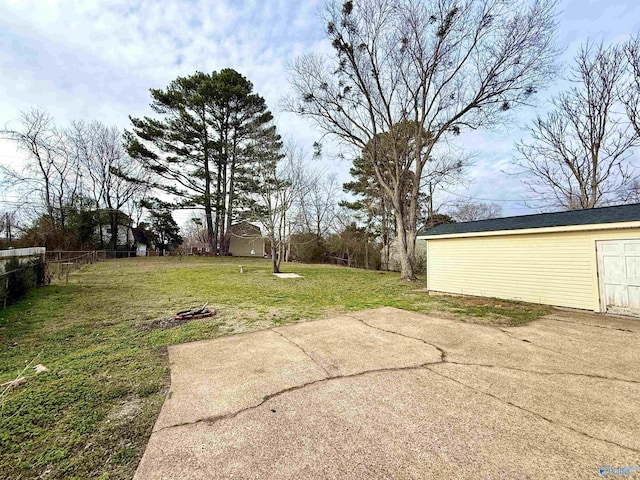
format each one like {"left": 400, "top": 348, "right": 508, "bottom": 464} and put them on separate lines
{"left": 597, "top": 239, "right": 640, "bottom": 316}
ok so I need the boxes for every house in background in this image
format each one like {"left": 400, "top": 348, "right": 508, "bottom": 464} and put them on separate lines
{"left": 183, "top": 237, "right": 212, "bottom": 256}
{"left": 226, "top": 222, "right": 265, "bottom": 257}
{"left": 190, "top": 245, "right": 212, "bottom": 255}
{"left": 418, "top": 203, "right": 640, "bottom": 316}
{"left": 97, "top": 223, "right": 134, "bottom": 249}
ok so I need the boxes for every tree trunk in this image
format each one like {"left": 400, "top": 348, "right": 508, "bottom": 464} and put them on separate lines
{"left": 224, "top": 134, "right": 238, "bottom": 255}
{"left": 110, "top": 211, "right": 118, "bottom": 252}
{"left": 219, "top": 121, "right": 229, "bottom": 254}
{"left": 394, "top": 211, "right": 417, "bottom": 281}
{"left": 364, "top": 232, "right": 369, "bottom": 270}
{"left": 224, "top": 161, "right": 235, "bottom": 255}
{"left": 204, "top": 203, "right": 215, "bottom": 254}
{"left": 271, "top": 238, "right": 280, "bottom": 273}
{"left": 213, "top": 160, "right": 222, "bottom": 255}
{"left": 203, "top": 107, "right": 216, "bottom": 254}
{"left": 219, "top": 162, "right": 228, "bottom": 253}
{"left": 203, "top": 165, "right": 215, "bottom": 253}
{"left": 97, "top": 202, "right": 105, "bottom": 249}
{"left": 281, "top": 208, "right": 287, "bottom": 265}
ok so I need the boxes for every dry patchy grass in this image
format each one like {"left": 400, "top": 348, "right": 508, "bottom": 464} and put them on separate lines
{"left": 0, "top": 257, "right": 550, "bottom": 479}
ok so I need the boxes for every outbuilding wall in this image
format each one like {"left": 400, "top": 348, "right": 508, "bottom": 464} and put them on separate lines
{"left": 228, "top": 236, "right": 264, "bottom": 257}
{"left": 425, "top": 227, "right": 640, "bottom": 312}
{"left": 0, "top": 247, "right": 46, "bottom": 273}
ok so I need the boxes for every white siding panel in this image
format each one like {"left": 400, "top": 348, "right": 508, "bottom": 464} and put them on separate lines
{"left": 426, "top": 228, "right": 640, "bottom": 311}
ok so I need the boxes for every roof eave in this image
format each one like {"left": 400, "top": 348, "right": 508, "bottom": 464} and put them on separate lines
{"left": 416, "top": 220, "right": 640, "bottom": 240}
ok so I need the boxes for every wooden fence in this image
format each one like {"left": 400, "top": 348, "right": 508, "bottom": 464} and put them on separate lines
{"left": 44, "top": 250, "right": 140, "bottom": 282}
{"left": 0, "top": 249, "right": 142, "bottom": 308}
{"left": 45, "top": 251, "right": 101, "bottom": 283}
{"left": 46, "top": 250, "right": 138, "bottom": 261}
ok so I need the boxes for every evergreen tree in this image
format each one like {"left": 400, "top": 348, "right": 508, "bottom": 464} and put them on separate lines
{"left": 125, "top": 72, "right": 217, "bottom": 248}
{"left": 342, "top": 155, "right": 395, "bottom": 271}
{"left": 147, "top": 207, "right": 183, "bottom": 256}
{"left": 125, "top": 69, "right": 274, "bottom": 254}
{"left": 208, "top": 69, "right": 275, "bottom": 253}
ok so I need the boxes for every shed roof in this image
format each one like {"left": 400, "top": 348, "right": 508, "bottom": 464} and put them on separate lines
{"left": 418, "top": 203, "right": 640, "bottom": 237}
{"left": 226, "top": 221, "right": 262, "bottom": 237}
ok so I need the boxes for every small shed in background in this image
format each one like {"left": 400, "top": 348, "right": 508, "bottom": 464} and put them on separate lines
{"left": 417, "top": 204, "right": 640, "bottom": 316}
{"left": 226, "top": 222, "right": 265, "bottom": 257}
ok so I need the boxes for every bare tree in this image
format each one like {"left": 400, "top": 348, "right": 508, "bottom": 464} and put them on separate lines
{"left": 329, "top": 205, "right": 374, "bottom": 268}
{"left": 1, "top": 109, "right": 81, "bottom": 228}
{"left": 0, "top": 211, "right": 18, "bottom": 245}
{"left": 296, "top": 172, "right": 340, "bottom": 238}
{"left": 515, "top": 43, "right": 640, "bottom": 210}
{"left": 68, "top": 120, "right": 146, "bottom": 250}
{"left": 289, "top": 171, "right": 341, "bottom": 263}
{"left": 181, "top": 213, "right": 210, "bottom": 251}
{"left": 449, "top": 201, "right": 502, "bottom": 222}
{"left": 422, "top": 149, "right": 471, "bottom": 220}
{"left": 93, "top": 124, "right": 145, "bottom": 251}
{"left": 622, "top": 34, "right": 640, "bottom": 137}
{"left": 249, "top": 138, "right": 308, "bottom": 273}
{"left": 287, "top": 0, "right": 559, "bottom": 279}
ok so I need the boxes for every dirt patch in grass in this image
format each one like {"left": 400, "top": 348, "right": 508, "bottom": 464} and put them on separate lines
{"left": 406, "top": 289, "right": 552, "bottom": 326}
{"left": 107, "top": 396, "right": 143, "bottom": 423}
{"left": 438, "top": 296, "right": 551, "bottom": 326}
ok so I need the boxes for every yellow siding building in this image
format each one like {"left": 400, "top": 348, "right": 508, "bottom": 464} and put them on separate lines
{"left": 417, "top": 205, "right": 640, "bottom": 315}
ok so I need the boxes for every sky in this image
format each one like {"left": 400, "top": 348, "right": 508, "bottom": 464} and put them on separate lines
{"left": 1, "top": 0, "right": 640, "bottom": 225}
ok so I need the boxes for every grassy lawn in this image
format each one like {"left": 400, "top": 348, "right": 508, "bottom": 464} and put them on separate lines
{"left": 0, "top": 257, "right": 550, "bottom": 479}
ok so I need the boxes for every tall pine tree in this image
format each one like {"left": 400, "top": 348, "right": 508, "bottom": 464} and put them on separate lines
{"left": 125, "top": 69, "right": 274, "bottom": 253}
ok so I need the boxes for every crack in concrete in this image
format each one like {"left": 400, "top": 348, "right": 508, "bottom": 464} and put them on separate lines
{"left": 544, "top": 316, "right": 636, "bottom": 333}
{"left": 152, "top": 312, "right": 639, "bottom": 455}
{"left": 347, "top": 315, "right": 639, "bottom": 384}
{"left": 425, "top": 365, "right": 640, "bottom": 455}
{"left": 152, "top": 360, "right": 444, "bottom": 435}
{"left": 271, "top": 328, "right": 332, "bottom": 377}
{"left": 345, "top": 314, "right": 447, "bottom": 362}
{"left": 431, "top": 361, "right": 640, "bottom": 385}
{"left": 346, "top": 314, "right": 640, "bottom": 451}
{"left": 497, "top": 327, "right": 587, "bottom": 362}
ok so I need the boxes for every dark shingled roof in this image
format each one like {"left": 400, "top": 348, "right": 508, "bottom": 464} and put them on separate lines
{"left": 418, "top": 203, "right": 640, "bottom": 237}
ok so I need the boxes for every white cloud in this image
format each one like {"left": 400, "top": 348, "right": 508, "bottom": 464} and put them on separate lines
{"left": 1, "top": 0, "right": 639, "bottom": 224}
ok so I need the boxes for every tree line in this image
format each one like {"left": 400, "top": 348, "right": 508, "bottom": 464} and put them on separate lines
{"left": 1, "top": 111, "right": 149, "bottom": 250}
{"left": 1, "top": 0, "right": 640, "bottom": 279}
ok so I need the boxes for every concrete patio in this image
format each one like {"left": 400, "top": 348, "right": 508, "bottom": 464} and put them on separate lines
{"left": 134, "top": 307, "right": 640, "bottom": 479}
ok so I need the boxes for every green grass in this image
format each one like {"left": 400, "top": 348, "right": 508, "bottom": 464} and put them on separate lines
{"left": 0, "top": 257, "right": 550, "bottom": 479}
